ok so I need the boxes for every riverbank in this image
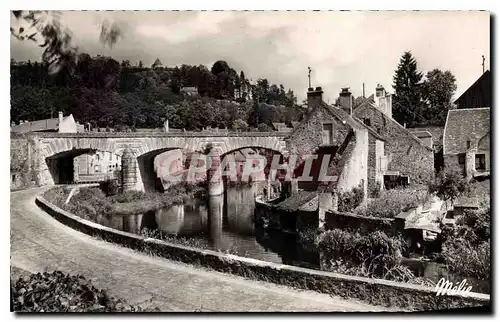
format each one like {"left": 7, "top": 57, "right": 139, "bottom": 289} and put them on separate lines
{"left": 43, "top": 183, "right": 207, "bottom": 220}
{"left": 35, "top": 190, "right": 490, "bottom": 311}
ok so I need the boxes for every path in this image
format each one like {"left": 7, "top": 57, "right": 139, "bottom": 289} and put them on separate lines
{"left": 10, "top": 188, "right": 392, "bottom": 312}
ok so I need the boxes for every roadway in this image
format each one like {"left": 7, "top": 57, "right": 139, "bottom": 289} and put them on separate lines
{"left": 10, "top": 188, "right": 393, "bottom": 312}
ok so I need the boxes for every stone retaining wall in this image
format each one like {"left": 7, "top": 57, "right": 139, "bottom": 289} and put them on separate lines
{"left": 36, "top": 194, "right": 490, "bottom": 311}
{"left": 325, "top": 210, "right": 395, "bottom": 235}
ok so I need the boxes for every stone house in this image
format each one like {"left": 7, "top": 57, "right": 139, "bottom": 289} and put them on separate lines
{"left": 352, "top": 85, "right": 435, "bottom": 185}
{"left": 272, "top": 122, "right": 292, "bottom": 133}
{"left": 11, "top": 112, "right": 83, "bottom": 134}
{"left": 443, "top": 108, "right": 490, "bottom": 179}
{"left": 73, "top": 151, "right": 122, "bottom": 183}
{"left": 286, "top": 86, "right": 387, "bottom": 200}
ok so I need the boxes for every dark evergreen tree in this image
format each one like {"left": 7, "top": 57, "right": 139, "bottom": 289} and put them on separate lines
{"left": 392, "top": 51, "right": 423, "bottom": 127}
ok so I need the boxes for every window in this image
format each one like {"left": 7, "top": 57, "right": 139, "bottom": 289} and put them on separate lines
{"left": 363, "top": 118, "right": 371, "bottom": 126}
{"left": 466, "top": 140, "right": 471, "bottom": 149}
{"left": 458, "top": 153, "right": 466, "bottom": 165}
{"left": 322, "top": 123, "right": 333, "bottom": 145}
{"left": 109, "top": 152, "right": 112, "bottom": 161}
{"left": 475, "top": 154, "right": 486, "bottom": 171}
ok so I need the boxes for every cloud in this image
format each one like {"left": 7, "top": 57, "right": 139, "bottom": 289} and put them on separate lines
{"left": 11, "top": 11, "right": 490, "bottom": 103}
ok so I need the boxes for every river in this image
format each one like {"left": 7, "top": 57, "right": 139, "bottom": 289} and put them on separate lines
{"left": 108, "top": 183, "right": 319, "bottom": 269}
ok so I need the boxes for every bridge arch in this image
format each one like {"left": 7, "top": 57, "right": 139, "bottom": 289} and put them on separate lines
{"left": 30, "top": 133, "right": 290, "bottom": 189}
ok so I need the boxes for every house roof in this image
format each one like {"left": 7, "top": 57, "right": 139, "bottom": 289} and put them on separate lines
{"left": 408, "top": 126, "right": 444, "bottom": 151}
{"left": 275, "top": 190, "right": 318, "bottom": 212}
{"left": 181, "top": 86, "right": 198, "bottom": 93}
{"left": 152, "top": 58, "right": 163, "bottom": 68}
{"left": 353, "top": 94, "right": 375, "bottom": 110}
{"left": 443, "top": 108, "right": 490, "bottom": 155}
{"left": 272, "top": 122, "right": 286, "bottom": 128}
{"left": 355, "top": 101, "right": 434, "bottom": 152}
{"left": 322, "top": 103, "right": 386, "bottom": 142}
{"left": 454, "top": 70, "right": 491, "bottom": 105}
{"left": 11, "top": 116, "right": 70, "bottom": 133}
{"left": 410, "top": 131, "right": 432, "bottom": 138}
{"left": 291, "top": 121, "right": 300, "bottom": 128}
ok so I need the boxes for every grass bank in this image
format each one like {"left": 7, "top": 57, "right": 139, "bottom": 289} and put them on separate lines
{"left": 43, "top": 183, "right": 207, "bottom": 222}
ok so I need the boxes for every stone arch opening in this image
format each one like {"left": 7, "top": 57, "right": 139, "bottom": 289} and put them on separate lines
{"left": 45, "top": 148, "right": 120, "bottom": 184}
{"left": 219, "top": 146, "right": 286, "bottom": 186}
{"left": 137, "top": 147, "right": 191, "bottom": 192}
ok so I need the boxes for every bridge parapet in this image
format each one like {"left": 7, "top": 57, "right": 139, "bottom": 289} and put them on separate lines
{"left": 11, "top": 131, "right": 289, "bottom": 139}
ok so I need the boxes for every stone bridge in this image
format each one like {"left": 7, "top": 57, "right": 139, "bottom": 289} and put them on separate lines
{"left": 14, "top": 132, "right": 289, "bottom": 194}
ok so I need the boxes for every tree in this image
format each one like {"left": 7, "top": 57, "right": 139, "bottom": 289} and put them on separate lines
{"left": 428, "top": 167, "right": 470, "bottom": 208}
{"left": 232, "top": 118, "right": 248, "bottom": 132}
{"left": 392, "top": 51, "right": 424, "bottom": 127}
{"left": 421, "top": 69, "right": 457, "bottom": 126}
{"left": 11, "top": 11, "right": 121, "bottom": 76}
{"left": 257, "top": 123, "right": 272, "bottom": 132}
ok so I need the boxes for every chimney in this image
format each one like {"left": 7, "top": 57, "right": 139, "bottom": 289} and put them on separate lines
{"left": 375, "top": 84, "right": 392, "bottom": 119}
{"left": 307, "top": 86, "right": 324, "bottom": 112}
{"left": 339, "top": 87, "right": 352, "bottom": 115}
{"left": 375, "top": 84, "right": 386, "bottom": 98}
{"left": 58, "top": 112, "right": 63, "bottom": 125}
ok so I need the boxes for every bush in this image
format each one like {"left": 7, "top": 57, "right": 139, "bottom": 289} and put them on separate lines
{"left": 99, "top": 179, "right": 120, "bottom": 196}
{"left": 442, "top": 238, "right": 490, "bottom": 280}
{"left": 11, "top": 271, "right": 151, "bottom": 312}
{"left": 355, "top": 186, "right": 429, "bottom": 218}
{"left": 428, "top": 167, "right": 469, "bottom": 207}
{"left": 316, "top": 229, "right": 403, "bottom": 277}
{"left": 338, "top": 184, "right": 364, "bottom": 212}
{"left": 368, "top": 181, "right": 381, "bottom": 198}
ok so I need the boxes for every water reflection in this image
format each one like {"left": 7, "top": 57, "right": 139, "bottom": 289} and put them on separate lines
{"left": 103, "top": 183, "right": 318, "bottom": 267}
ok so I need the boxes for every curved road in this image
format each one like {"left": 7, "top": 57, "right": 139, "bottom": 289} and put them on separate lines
{"left": 11, "top": 188, "right": 391, "bottom": 312}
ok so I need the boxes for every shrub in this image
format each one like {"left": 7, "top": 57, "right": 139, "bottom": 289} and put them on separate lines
{"left": 257, "top": 123, "right": 272, "bottom": 132}
{"left": 109, "top": 190, "right": 146, "bottom": 203}
{"left": 428, "top": 167, "right": 470, "bottom": 207}
{"left": 368, "top": 181, "right": 381, "bottom": 198}
{"left": 316, "top": 229, "right": 403, "bottom": 277}
{"left": 456, "top": 207, "right": 491, "bottom": 243}
{"left": 338, "top": 184, "right": 364, "bottom": 212}
{"left": 11, "top": 271, "right": 152, "bottom": 312}
{"left": 442, "top": 238, "right": 490, "bottom": 280}
{"left": 355, "top": 186, "right": 429, "bottom": 218}
{"left": 99, "top": 179, "right": 120, "bottom": 196}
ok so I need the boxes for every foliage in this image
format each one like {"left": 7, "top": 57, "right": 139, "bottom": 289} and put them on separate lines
{"left": 391, "top": 52, "right": 457, "bottom": 127}
{"left": 368, "top": 181, "right": 381, "bottom": 198}
{"left": 11, "top": 56, "right": 301, "bottom": 130}
{"left": 421, "top": 69, "right": 457, "bottom": 126}
{"left": 338, "top": 184, "right": 365, "bottom": 212}
{"left": 441, "top": 238, "right": 490, "bottom": 280}
{"left": 257, "top": 123, "right": 272, "bottom": 132}
{"left": 44, "top": 183, "right": 207, "bottom": 219}
{"left": 316, "top": 229, "right": 403, "bottom": 278}
{"left": 99, "top": 179, "right": 120, "bottom": 196}
{"left": 392, "top": 51, "right": 424, "bottom": 127}
{"left": 428, "top": 167, "right": 470, "bottom": 206}
{"left": 355, "top": 186, "right": 430, "bottom": 218}
{"left": 232, "top": 118, "right": 248, "bottom": 132}
{"left": 11, "top": 271, "right": 151, "bottom": 312}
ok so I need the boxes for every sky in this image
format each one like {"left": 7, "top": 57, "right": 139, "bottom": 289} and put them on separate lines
{"left": 10, "top": 11, "right": 490, "bottom": 103}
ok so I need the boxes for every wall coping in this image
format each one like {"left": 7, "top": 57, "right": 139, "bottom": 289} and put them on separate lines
{"left": 35, "top": 194, "right": 490, "bottom": 308}
{"left": 327, "top": 210, "right": 395, "bottom": 222}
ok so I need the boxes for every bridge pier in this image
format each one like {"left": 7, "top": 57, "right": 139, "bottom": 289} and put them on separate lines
{"left": 206, "top": 149, "right": 224, "bottom": 196}
{"left": 121, "top": 148, "right": 138, "bottom": 192}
